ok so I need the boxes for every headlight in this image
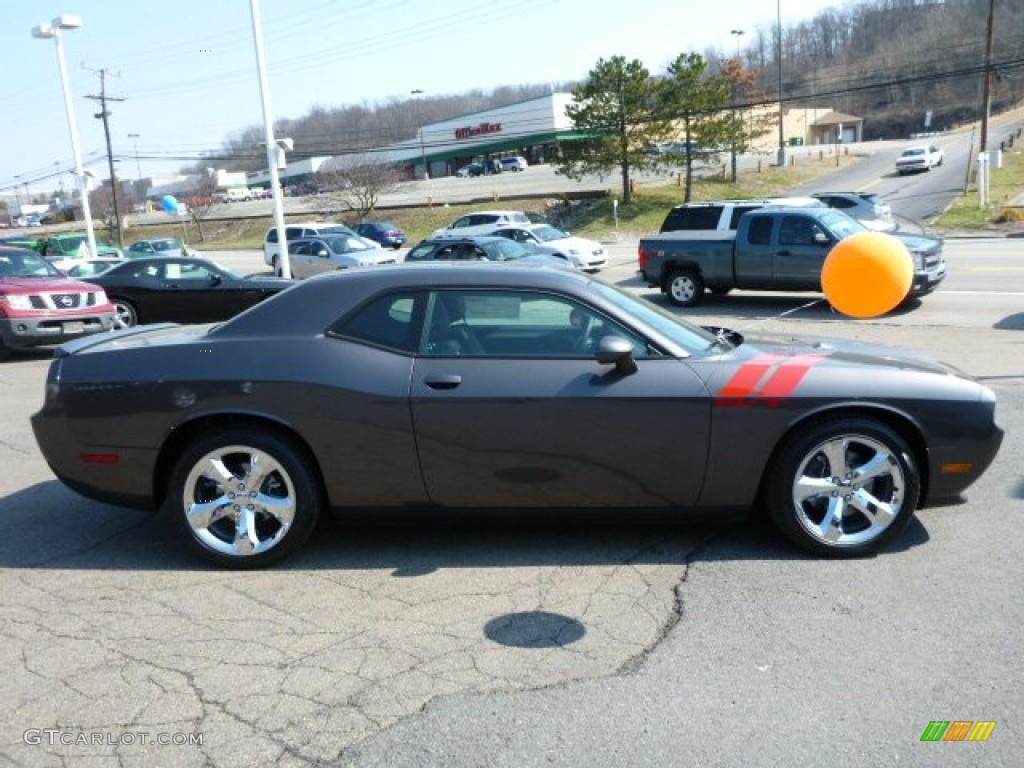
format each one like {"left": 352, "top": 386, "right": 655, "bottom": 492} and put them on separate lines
{"left": 92, "top": 290, "right": 109, "bottom": 305}
{"left": 0, "top": 294, "right": 33, "bottom": 310}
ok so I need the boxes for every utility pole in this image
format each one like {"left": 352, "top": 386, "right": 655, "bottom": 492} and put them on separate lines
{"left": 979, "top": 0, "right": 995, "bottom": 152}
{"left": 86, "top": 67, "right": 125, "bottom": 247}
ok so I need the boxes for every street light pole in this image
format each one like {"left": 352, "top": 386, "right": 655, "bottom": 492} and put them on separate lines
{"left": 32, "top": 15, "right": 97, "bottom": 258}
{"left": 249, "top": 0, "right": 291, "bottom": 279}
{"left": 776, "top": 0, "right": 786, "bottom": 166}
{"left": 411, "top": 89, "right": 429, "bottom": 180}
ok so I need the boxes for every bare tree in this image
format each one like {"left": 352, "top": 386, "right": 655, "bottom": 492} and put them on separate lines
{"left": 314, "top": 153, "right": 404, "bottom": 222}
{"left": 181, "top": 173, "right": 225, "bottom": 243}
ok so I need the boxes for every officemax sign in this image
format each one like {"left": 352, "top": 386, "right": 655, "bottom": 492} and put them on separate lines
{"left": 454, "top": 122, "right": 502, "bottom": 140}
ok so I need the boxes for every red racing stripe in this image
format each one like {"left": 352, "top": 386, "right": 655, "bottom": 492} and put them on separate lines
{"left": 755, "top": 353, "right": 826, "bottom": 399}
{"left": 717, "top": 353, "right": 787, "bottom": 399}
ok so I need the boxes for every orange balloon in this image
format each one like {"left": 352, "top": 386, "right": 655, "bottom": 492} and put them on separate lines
{"left": 821, "top": 232, "right": 914, "bottom": 318}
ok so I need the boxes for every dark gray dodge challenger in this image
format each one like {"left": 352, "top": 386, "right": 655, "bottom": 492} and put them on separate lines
{"left": 31, "top": 264, "right": 1003, "bottom": 568}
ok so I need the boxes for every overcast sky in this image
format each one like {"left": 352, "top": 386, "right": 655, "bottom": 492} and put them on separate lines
{"left": 3, "top": 0, "right": 845, "bottom": 192}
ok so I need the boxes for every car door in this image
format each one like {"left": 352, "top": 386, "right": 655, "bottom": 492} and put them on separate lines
{"left": 155, "top": 259, "right": 247, "bottom": 322}
{"left": 302, "top": 238, "right": 338, "bottom": 278}
{"left": 287, "top": 240, "right": 314, "bottom": 279}
{"left": 772, "top": 214, "right": 830, "bottom": 290}
{"left": 409, "top": 288, "right": 711, "bottom": 508}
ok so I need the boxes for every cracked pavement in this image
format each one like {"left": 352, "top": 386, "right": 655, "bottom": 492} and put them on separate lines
{"left": 1, "top": 361, "right": 715, "bottom": 766}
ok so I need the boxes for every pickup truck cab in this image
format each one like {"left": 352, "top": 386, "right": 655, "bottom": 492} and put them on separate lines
{"left": 639, "top": 207, "right": 946, "bottom": 307}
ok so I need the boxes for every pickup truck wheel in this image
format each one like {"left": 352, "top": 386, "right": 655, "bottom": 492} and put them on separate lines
{"left": 763, "top": 417, "right": 919, "bottom": 557}
{"left": 666, "top": 269, "right": 704, "bottom": 307}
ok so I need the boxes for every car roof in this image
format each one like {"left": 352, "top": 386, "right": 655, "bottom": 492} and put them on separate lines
{"left": 216, "top": 263, "right": 588, "bottom": 337}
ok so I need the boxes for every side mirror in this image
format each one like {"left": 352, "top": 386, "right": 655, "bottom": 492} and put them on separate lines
{"left": 596, "top": 336, "right": 638, "bottom": 375}
{"left": 317, "top": 249, "right": 330, "bottom": 258}
{"left": 209, "top": 274, "right": 223, "bottom": 285}
{"left": 813, "top": 231, "right": 831, "bottom": 246}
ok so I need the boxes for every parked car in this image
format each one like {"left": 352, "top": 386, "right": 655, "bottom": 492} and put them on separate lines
{"left": 39, "top": 233, "right": 123, "bottom": 271}
{"left": 354, "top": 221, "right": 408, "bottom": 250}
{"left": 811, "top": 192, "right": 896, "bottom": 232}
{"left": 500, "top": 156, "right": 528, "bottom": 172}
{"left": 455, "top": 163, "right": 484, "bottom": 178}
{"left": 431, "top": 210, "right": 531, "bottom": 239}
{"left": 86, "top": 256, "right": 294, "bottom": 328}
{"left": 0, "top": 245, "right": 115, "bottom": 360}
{"left": 895, "top": 145, "right": 944, "bottom": 174}
{"left": 0, "top": 236, "right": 42, "bottom": 252}
{"left": 486, "top": 223, "right": 608, "bottom": 271}
{"left": 285, "top": 235, "right": 398, "bottom": 280}
{"left": 404, "top": 236, "right": 569, "bottom": 267}
{"left": 30, "top": 264, "right": 1003, "bottom": 568}
{"left": 263, "top": 222, "right": 363, "bottom": 273}
{"left": 126, "top": 238, "right": 198, "bottom": 259}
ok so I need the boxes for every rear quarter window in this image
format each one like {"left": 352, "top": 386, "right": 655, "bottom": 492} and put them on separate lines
{"left": 660, "top": 206, "right": 723, "bottom": 232}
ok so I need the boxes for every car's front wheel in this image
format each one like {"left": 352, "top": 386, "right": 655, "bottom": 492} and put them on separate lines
{"left": 666, "top": 269, "right": 705, "bottom": 307}
{"left": 166, "top": 427, "right": 322, "bottom": 568}
{"left": 764, "top": 417, "right": 920, "bottom": 557}
{"left": 112, "top": 298, "right": 138, "bottom": 328}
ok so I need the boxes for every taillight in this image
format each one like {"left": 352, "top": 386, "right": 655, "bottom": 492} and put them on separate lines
{"left": 638, "top": 246, "right": 648, "bottom": 270}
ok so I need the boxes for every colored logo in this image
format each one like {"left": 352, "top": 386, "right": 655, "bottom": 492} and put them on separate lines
{"left": 920, "top": 721, "right": 997, "bottom": 742}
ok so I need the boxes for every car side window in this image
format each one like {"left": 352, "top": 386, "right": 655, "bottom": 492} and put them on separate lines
{"left": 451, "top": 217, "right": 471, "bottom": 229}
{"left": 746, "top": 216, "right": 774, "bottom": 245}
{"left": 329, "top": 291, "right": 425, "bottom": 354}
{"left": 406, "top": 243, "right": 437, "bottom": 261}
{"left": 421, "top": 289, "right": 651, "bottom": 359}
{"left": 728, "top": 206, "right": 761, "bottom": 229}
{"left": 779, "top": 216, "right": 818, "bottom": 246}
{"left": 433, "top": 245, "right": 461, "bottom": 260}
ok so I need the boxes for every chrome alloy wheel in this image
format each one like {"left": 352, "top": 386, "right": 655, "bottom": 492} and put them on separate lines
{"left": 790, "top": 434, "right": 906, "bottom": 548}
{"left": 182, "top": 445, "right": 297, "bottom": 557}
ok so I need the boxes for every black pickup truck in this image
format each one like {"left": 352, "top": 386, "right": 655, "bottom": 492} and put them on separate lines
{"left": 638, "top": 207, "right": 947, "bottom": 307}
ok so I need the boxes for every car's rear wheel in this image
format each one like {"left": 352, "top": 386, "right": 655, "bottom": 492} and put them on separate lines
{"left": 167, "top": 427, "right": 321, "bottom": 568}
{"left": 666, "top": 269, "right": 704, "bottom": 307}
{"left": 112, "top": 298, "right": 138, "bottom": 328}
{"left": 764, "top": 417, "right": 920, "bottom": 557}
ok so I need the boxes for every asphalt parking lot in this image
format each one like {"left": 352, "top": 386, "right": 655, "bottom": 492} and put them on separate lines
{"left": 1, "top": 241, "right": 1021, "bottom": 766}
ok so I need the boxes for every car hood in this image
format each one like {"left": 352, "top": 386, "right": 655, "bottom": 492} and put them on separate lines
{"left": 0, "top": 276, "right": 103, "bottom": 293}
{"left": 733, "top": 330, "right": 966, "bottom": 378}
{"left": 889, "top": 231, "right": 942, "bottom": 253}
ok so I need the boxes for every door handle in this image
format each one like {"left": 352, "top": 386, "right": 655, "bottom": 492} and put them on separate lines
{"left": 424, "top": 375, "right": 462, "bottom": 390}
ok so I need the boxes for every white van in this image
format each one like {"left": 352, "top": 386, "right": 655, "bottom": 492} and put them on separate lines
{"left": 218, "top": 188, "right": 253, "bottom": 203}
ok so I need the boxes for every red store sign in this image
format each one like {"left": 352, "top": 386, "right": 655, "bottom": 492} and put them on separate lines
{"left": 454, "top": 122, "right": 502, "bottom": 140}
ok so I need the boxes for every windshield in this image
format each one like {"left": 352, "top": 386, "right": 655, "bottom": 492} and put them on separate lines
{"left": 589, "top": 280, "right": 720, "bottom": 354}
{"left": 531, "top": 225, "right": 569, "bottom": 242}
{"left": 320, "top": 225, "right": 358, "bottom": 237}
{"left": 481, "top": 239, "right": 531, "bottom": 261}
{"left": 901, "top": 149, "right": 925, "bottom": 157}
{"left": 0, "top": 249, "right": 61, "bottom": 278}
{"left": 322, "top": 235, "right": 374, "bottom": 253}
{"left": 819, "top": 210, "right": 866, "bottom": 239}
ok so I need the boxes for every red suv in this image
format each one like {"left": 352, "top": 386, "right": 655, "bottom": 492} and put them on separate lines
{"left": 0, "top": 246, "right": 116, "bottom": 361}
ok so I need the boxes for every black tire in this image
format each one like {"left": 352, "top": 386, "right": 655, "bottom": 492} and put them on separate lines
{"left": 0, "top": 340, "right": 9, "bottom": 362}
{"left": 166, "top": 427, "right": 322, "bottom": 568}
{"left": 764, "top": 417, "right": 920, "bottom": 557}
{"left": 666, "top": 268, "right": 705, "bottom": 307}
{"left": 112, "top": 298, "right": 139, "bottom": 328}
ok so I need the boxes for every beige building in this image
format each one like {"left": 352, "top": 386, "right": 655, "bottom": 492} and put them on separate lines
{"left": 745, "top": 105, "right": 864, "bottom": 151}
